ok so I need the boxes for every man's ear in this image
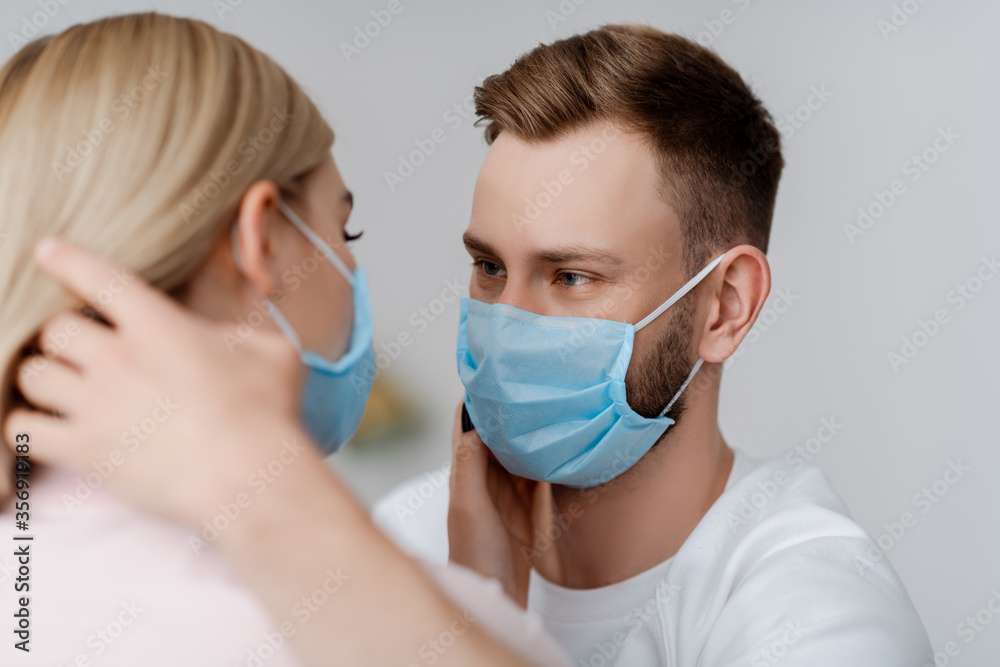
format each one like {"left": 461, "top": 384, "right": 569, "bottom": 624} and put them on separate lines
{"left": 697, "top": 245, "right": 771, "bottom": 364}
{"left": 232, "top": 180, "right": 282, "bottom": 296}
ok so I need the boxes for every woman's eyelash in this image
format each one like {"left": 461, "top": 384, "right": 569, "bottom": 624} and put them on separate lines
{"left": 344, "top": 230, "right": 364, "bottom": 242}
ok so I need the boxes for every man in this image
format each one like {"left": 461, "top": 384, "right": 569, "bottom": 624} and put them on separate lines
{"left": 381, "top": 25, "right": 933, "bottom": 665}
{"left": 7, "top": 25, "right": 929, "bottom": 667}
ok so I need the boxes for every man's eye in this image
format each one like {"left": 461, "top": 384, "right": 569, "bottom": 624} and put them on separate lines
{"left": 477, "top": 260, "right": 504, "bottom": 277}
{"left": 559, "top": 272, "right": 592, "bottom": 287}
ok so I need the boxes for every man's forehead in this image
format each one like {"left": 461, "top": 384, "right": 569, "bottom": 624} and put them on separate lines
{"left": 470, "top": 124, "right": 681, "bottom": 261}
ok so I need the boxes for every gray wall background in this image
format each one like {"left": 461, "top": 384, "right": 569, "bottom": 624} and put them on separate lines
{"left": 4, "top": 0, "right": 997, "bottom": 663}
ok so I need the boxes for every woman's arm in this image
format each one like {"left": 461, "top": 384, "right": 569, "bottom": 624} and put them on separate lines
{"left": 216, "top": 421, "right": 525, "bottom": 666}
{"left": 4, "top": 237, "right": 535, "bottom": 667}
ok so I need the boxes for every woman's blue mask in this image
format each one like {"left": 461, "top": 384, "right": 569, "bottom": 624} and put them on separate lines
{"left": 231, "top": 200, "right": 375, "bottom": 456}
{"left": 456, "top": 254, "right": 724, "bottom": 488}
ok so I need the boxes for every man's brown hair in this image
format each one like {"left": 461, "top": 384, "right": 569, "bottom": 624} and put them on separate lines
{"left": 474, "top": 24, "right": 783, "bottom": 271}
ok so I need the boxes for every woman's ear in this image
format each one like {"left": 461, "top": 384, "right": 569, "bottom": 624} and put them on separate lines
{"left": 232, "top": 180, "right": 283, "bottom": 296}
{"left": 697, "top": 245, "right": 771, "bottom": 364}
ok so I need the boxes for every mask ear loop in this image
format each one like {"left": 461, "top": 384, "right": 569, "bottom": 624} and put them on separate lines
{"left": 230, "top": 221, "right": 303, "bottom": 351}
{"left": 276, "top": 200, "right": 354, "bottom": 286}
{"left": 634, "top": 254, "right": 725, "bottom": 331}
{"left": 230, "top": 199, "right": 357, "bottom": 351}
{"left": 631, "top": 253, "right": 725, "bottom": 418}
{"left": 658, "top": 358, "right": 704, "bottom": 418}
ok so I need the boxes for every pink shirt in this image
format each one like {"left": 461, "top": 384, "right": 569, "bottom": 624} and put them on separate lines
{"left": 0, "top": 464, "right": 302, "bottom": 666}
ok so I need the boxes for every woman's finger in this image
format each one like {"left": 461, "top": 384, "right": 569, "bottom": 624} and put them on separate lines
{"left": 36, "top": 309, "right": 114, "bottom": 371}
{"left": 3, "top": 406, "right": 75, "bottom": 467}
{"left": 33, "top": 237, "right": 178, "bottom": 331}
{"left": 15, "top": 354, "right": 82, "bottom": 418}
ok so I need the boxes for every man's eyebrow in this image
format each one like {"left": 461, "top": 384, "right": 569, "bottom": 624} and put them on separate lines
{"left": 464, "top": 232, "right": 624, "bottom": 268}
{"left": 531, "top": 245, "right": 624, "bottom": 268}
{"left": 462, "top": 232, "right": 499, "bottom": 257}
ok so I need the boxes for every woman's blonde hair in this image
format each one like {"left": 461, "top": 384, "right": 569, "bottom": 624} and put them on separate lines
{"left": 0, "top": 13, "right": 335, "bottom": 498}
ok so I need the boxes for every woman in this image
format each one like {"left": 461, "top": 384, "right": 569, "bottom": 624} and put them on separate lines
{"left": 0, "top": 13, "right": 567, "bottom": 666}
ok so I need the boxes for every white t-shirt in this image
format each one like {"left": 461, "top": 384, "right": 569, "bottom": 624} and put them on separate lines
{"left": 374, "top": 448, "right": 932, "bottom": 666}
{"left": 0, "top": 465, "right": 570, "bottom": 667}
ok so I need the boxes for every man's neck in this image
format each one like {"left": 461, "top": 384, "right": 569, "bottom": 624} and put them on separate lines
{"left": 537, "top": 398, "right": 733, "bottom": 590}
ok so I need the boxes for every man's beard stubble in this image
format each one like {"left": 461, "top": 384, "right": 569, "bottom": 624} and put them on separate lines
{"left": 624, "top": 295, "right": 698, "bottom": 427}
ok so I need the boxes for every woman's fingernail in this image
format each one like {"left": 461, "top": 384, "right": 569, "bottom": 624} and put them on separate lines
{"left": 35, "top": 236, "right": 60, "bottom": 260}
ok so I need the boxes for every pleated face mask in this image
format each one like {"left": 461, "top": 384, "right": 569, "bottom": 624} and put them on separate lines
{"left": 456, "top": 254, "right": 724, "bottom": 488}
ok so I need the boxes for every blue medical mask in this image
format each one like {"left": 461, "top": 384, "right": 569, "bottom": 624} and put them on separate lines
{"left": 231, "top": 200, "right": 376, "bottom": 455}
{"left": 457, "top": 254, "right": 724, "bottom": 488}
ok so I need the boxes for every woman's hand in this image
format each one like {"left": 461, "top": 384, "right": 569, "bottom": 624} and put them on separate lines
{"left": 447, "top": 402, "right": 554, "bottom": 607}
{"left": 4, "top": 237, "right": 316, "bottom": 526}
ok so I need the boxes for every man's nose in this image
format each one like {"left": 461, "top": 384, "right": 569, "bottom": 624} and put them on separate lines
{"left": 497, "top": 279, "right": 548, "bottom": 315}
